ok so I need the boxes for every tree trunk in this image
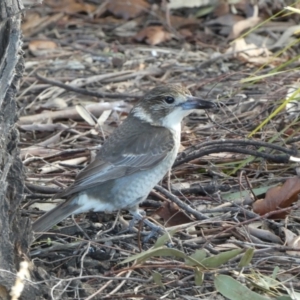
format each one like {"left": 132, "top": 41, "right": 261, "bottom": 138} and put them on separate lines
{"left": 0, "top": 1, "right": 39, "bottom": 298}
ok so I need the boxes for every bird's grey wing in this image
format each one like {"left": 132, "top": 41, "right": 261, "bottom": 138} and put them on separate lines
{"left": 56, "top": 123, "right": 174, "bottom": 198}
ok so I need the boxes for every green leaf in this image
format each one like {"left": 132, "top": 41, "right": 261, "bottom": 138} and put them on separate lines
{"left": 240, "top": 71, "right": 286, "bottom": 83}
{"left": 153, "top": 229, "right": 177, "bottom": 248}
{"left": 202, "top": 249, "right": 242, "bottom": 268}
{"left": 271, "top": 266, "right": 280, "bottom": 279}
{"left": 214, "top": 275, "right": 270, "bottom": 300}
{"left": 152, "top": 271, "right": 164, "bottom": 288}
{"left": 249, "top": 86, "right": 300, "bottom": 137}
{"left": 185, "top": 250, "right": 207, "bottom": 266}
{"left": 120, "top": 247, "right": 161, "bottom": 264}
{"left": 284, "top": 284, "right": 300, "bottom": 299}
{"left": 120, "top": 247, "right": 188, "bottom": 264}
{"left": 222, "top": 186, "right": 275, "bottom": 202}
{"left": 194, "top": 268, "right": 204, "bottom": 286}
{"left": 238, "top": 248, "right": 254, "bottom": 267}
{"left": 195, "top": 5, "right": 215, "bottom": 18}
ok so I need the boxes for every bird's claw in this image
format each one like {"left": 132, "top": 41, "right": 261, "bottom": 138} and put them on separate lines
{"left": 120, "top": 211, "right": 164, "bottom": 241}
{"left": 141, "top": 221, "right": 164, "bottom": 242}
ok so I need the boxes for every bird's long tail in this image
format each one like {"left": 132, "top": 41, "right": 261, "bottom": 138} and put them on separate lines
{"left": 32, "top": 198, "right": 81, "bottom": 239}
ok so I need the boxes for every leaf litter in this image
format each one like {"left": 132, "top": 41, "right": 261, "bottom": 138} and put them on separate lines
{"left": 19, "top": 0, "right": 300, "bottom": 299}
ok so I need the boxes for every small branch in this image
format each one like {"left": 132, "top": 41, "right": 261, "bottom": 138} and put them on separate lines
{"left": 174, "top": 143, "right": 292, "bottom": 167}
{"left": 19, "top": 101, "right": 130, "bottom": 125}
{"left": 36, "top": 73, "right": 139, "bottom": 100}
{"left": 192, "top": 139, "right": 296, "bottom": 155}
{"left": 154, "top": 185, "right": 208, "bottom": 220}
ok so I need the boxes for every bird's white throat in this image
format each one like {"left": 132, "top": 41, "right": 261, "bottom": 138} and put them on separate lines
{"left": 162, "top": 107, "right": 191, "bottom": 132}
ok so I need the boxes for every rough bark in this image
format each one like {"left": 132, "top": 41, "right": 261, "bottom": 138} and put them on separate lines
{"left": 0, "top": 1, "right": 39, "bottom": 299}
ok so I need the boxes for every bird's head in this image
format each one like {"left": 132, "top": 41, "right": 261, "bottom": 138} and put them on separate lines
{"left": 131, "top": 84, "right": 216, "bottom": 130}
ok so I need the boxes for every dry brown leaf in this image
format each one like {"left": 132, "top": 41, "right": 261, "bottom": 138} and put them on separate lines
{"left": 228, "top": 15, "right": 261, "bottom": 40}
{"left": 227, "top": 4, "right": 260, "bottom": 39}
{"left": 226, "top": 38, "right": 271, "bottom": 63}
{"left": 239, "top": 55, "right": 282, "bottom": 66}
{"left": 22, "top": 12, "right": 43, "bottom": 34}
{"left": 45, "top": 0, "right": 96, "bottom": 14}
{"left": 252, "top": 177, "right": 300, "bottom": 219}
{"left": 28, "top": 40, "right": 59, "bottom": 56}
{"left": 107, "top": 0, "right": 149, "bottom": 20}
{"left": 213, "top": 1, "right": 229, "bottom": 17}
{"left": 153, "top": 202, "right": 192, "bottom": 227}
{"left": 178, "top": 28, "right": 193, "bottom": 38}
{"left": 22, "top": 13, "right": 64, "bottom": 37}
{"left": 135, "top": 26, "right": 171, "bottom": 45}
{"left": 169, "top": 15, "right": 199, "bottom": 29}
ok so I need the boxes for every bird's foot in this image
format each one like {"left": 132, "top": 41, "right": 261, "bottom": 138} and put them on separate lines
{"left": 130, "top": 211, "right": 164, "bottom": 242}
{"left": 119, "top": 210, "right": 164, "bottom": 241}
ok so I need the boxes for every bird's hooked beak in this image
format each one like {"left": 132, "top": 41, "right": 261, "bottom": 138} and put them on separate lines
{"left": 181, "top": 96, "right": 216, "bottom": 110}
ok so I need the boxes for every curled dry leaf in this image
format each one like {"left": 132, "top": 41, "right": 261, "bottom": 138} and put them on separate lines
{"left": 226, "top": 38, "right": 269, "bottom": 58}
{"left": 29, "top": 40, "right": 58, "bottom": 56}
{"left": 228, "top": 5, "right": 261, "bottom": 40}
{"left": 45, "top": 0, "right": 96, "bottom": 14}
{"left": 107, "top": 0, "right": 150, "bottom": 20}
{"left": 135, "top": 26, "right": 171, "bottom": 46}
{"left": 153, "top": 202, "right": 192, "bottom": 227}
{"left": 252, "top": 177, "right": 300, "bottom": 219}
{"left": 228, "top": 15, "right": 261, "bottom": 40}
{"left": 226, "top": 38, "right": 276, "bottom": 66}
{"left": 283, "top": 228, "right": 300, "bottom": 257}
{"left": 169, "top": 15, "right": 199, "bottom": 29}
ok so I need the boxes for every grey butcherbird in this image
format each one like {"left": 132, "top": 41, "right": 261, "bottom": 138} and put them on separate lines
{"left": 32, "top": 84, "right": 216, "bottom": 238}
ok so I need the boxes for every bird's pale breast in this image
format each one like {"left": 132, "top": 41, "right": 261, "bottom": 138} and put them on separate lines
{"left": 74, "top": 130, "right": 180, "bottom": 214}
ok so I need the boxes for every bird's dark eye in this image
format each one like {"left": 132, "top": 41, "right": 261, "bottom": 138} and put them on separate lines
{"left": 164, "top": 96, "right": 175, "bottom": 104}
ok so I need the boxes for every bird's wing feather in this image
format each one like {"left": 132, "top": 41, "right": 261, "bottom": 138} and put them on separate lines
{"left": 56, "top": 120, "right": 174, "bottom": 198}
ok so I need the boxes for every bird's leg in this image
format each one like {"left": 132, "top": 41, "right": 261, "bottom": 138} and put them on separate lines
{"left": 126, "top": 208, "right": 145, "bottom": 231}
{"left": 118, "top": 204, "right": 164, "bottom": 240}
{"left": 129, "top": 206, "right": 165, "bottom": 241}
